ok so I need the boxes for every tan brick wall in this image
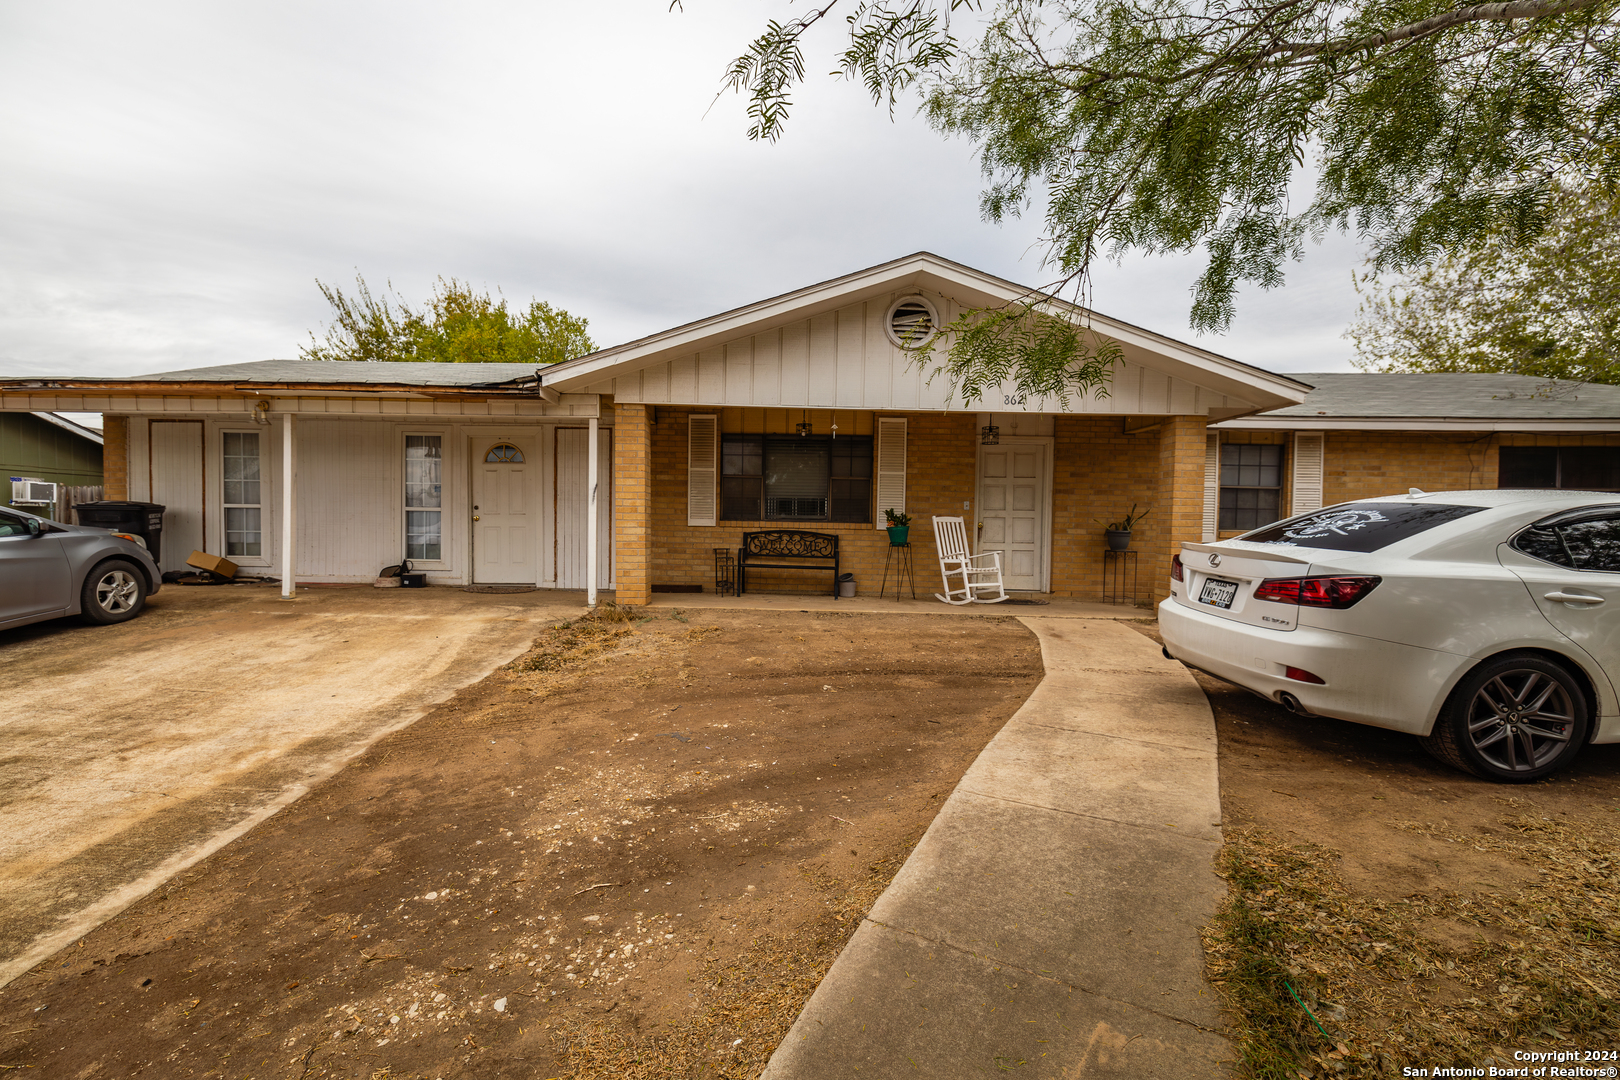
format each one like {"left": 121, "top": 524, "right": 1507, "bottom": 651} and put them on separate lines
{"left": 1049, "top": 417, "right": 1163, "bottom": 602}
{"left": 613, "top": 404, "right": 652, "bottom": 605}
{"left": 1321, "top": 431, "right": 1499, "bottom": 503}
{"left": 648, "top": 408, "right": 979, "bottom": 597}
{"left": 101, "top": 416, "right": 129, "bottom": 500}
{"left": 646, "top": 408, "right": 1182, "bottom": 603}
{"left": 1154, "top": 416, "right": 1208, "bottom": 603}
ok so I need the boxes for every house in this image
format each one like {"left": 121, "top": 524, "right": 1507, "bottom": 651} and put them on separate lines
{"left": 12, "top": 254, "right": 1608, "bottom": 606}
{"left": 0, "top": 254, "right": 1310, "bottom": 601}
{"left": 1210, "top": 373, "right": 1620, "bottom": 538}
{"left": 2, "top": 412, "right": 104, "bottom": 518}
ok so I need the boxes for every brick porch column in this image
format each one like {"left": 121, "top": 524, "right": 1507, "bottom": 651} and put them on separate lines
{"left": 614, "top": 404, "right": 652, "bottom": 606}
{"left": 102, "top": 416, "right": 130, "bottom": 500}
{"left": 1153, "top": 415, "right": 1208, "bottom": 603}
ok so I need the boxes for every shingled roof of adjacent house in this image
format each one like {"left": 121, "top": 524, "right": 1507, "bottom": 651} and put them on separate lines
{"left": 0, "top": 359, "right": 545, "bottom": 390}
{"left": 1221, "top": 372, "right": 1620, "bottom": 429}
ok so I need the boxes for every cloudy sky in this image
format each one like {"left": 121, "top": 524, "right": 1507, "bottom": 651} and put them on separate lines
{"left": 1, "top": 1, "right": 1368, "bottom": 386}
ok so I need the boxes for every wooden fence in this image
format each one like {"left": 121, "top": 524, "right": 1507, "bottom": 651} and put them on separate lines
{"left": 56, "top": 485, "right": 105, "bottom": 524}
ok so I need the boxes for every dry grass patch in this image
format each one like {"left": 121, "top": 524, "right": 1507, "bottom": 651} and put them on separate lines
{"left": 1206, "top": 809, "right": 1620, "bottom": 1079}
{"left": 549, "top": 835, "right": 920, "bottom": 1079}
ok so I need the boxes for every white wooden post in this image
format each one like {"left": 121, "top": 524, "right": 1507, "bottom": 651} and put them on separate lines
{"left": 587, "top": 415, "right": 599, "bottom": 608}
{"left": 280, "top": 409, "right": 297, "bottom": 599}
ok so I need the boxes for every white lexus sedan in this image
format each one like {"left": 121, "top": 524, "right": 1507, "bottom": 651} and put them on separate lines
{"left": 1160, "top": 489, "right": 1620, "bottom": 782}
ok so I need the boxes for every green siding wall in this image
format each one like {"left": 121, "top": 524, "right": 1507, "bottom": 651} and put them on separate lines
{"left": 2, "top": 413, "right": 104, "bottom": 515}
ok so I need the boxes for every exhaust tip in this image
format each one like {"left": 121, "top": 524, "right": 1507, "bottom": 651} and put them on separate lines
{"left": 1278, "top": 692, "right": 1311, "bottom": 716}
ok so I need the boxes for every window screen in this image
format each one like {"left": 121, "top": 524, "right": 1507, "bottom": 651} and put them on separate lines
{"left": 1219, "top": 443, "right": 1283, "bottom": 531}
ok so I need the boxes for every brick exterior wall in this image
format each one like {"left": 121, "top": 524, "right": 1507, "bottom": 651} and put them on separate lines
{"left": 644, "top": 407, "right": 1200, "bottom": 604}
{"left": 101, "top": 415, "right": 129, "bottom": 500}
{"left": 1321, "top": 431, "right": 1498, "bottom": 502}
{"left": 613, "top": 404, "right": 652, "bottom": 605}
{"left": 648, "top": 408, "right": 980, "bottom": 597}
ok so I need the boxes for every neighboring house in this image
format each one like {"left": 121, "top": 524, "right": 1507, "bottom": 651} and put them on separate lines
{"left": 7, "top": 254, "right": 1612, "bottom": 605}
{"left": 1210, "top": 373, "right": 1620, "bottom": 538}
{"left": 1, "top": 412, "right": 103, "bottom": 518}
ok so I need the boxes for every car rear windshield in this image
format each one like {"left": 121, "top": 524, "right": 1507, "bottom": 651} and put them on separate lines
{"left": 1238, "top": 502, "right": 1487, "bottom": 552}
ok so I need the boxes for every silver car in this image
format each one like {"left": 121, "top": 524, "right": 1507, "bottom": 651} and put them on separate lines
{"left": 0, "top": 505, "right": 162, "bottom": 631}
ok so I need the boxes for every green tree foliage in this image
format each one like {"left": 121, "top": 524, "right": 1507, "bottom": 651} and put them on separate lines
{"left": 708, "top": 0, "right": 1620, "bottom": 399}
{"left": 1348, "top": 183, "right": 1620, "bottom": 384}
{"left": 301, "top": 275, "right": 595, "bottom": 365}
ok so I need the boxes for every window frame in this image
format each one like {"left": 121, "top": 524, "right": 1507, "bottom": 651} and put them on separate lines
{"left": 1218, "top": 442, "right": 1285, "bottom": 532}
{"left": 219, "top": 428, "right": 267, "bottom": 564}
{"left": 719, "top": 433, "right": 874, "bottom": 524}
{"left": 1499, "top": 446, "right": 1620, "bottom": 492}
{"left": 403, "top": 431, "right": 447, "bottom": 566}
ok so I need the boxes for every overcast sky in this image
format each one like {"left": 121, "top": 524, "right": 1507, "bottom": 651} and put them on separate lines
{"left": 0, "top": 2, "right": 1368, "bottom": 385}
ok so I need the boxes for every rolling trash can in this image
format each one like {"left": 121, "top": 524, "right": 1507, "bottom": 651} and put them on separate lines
{"left": 838, "top": 573, "right": 856, "bottom": 599}
{"left": 74, "top": 501, "right": 166, "bottom": 563}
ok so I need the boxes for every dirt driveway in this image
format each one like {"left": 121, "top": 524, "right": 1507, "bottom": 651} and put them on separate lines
{"left": 0, "top": 583, "right": 575, "bottom": 988}
{"left": 0, "top": 607, "right": 1041, "bottom": 1079}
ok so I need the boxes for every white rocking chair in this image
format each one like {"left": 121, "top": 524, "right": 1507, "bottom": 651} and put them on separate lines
{"left": 932, "top": 516, "right": 1008, "bottom": 605}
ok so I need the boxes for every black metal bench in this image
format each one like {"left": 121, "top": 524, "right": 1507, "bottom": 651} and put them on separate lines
{"left": 737, "top": 530, "right": 840, "bottom": 597}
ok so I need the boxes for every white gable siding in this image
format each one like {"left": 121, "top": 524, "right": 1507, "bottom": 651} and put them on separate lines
{"left": 610, "top": 292, "right": 1235, "bottom": 416}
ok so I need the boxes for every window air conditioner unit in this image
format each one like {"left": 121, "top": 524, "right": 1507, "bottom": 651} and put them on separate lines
{"left": 9, "top": 477, "right": 58, "bottom": 505}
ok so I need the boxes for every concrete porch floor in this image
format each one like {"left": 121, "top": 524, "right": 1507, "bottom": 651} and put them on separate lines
{"left": 639, "top": 590, "right": 1156, "bottom": 619}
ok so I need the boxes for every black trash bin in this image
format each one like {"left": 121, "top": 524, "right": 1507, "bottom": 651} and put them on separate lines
{"left": 74, "top": 501, "right": 166, "bottom": 563}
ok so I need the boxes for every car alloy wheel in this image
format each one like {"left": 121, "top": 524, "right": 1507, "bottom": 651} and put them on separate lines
{"left": 96, "top": 569, "right": 140, "bottom": 613}
{"left": 1421, "top": 654, "right": 1590, "bottom": 782}
{"left": 1465, "top": 670, "right": 1575, "bottom": 773}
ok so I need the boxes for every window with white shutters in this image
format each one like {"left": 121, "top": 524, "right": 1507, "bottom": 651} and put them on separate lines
{"left": 687, "top": 414, "right": 718, "bottom": 527}
{"left": 874, "top": 417, "right": 906, "bottom": 530}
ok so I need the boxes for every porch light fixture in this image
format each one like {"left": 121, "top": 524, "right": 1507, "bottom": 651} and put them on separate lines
{"left": 797, "top": 413, "right": 813, "bottom": 437}
{"left": 980, "top": 424, "right": 1000, "bottom": 445}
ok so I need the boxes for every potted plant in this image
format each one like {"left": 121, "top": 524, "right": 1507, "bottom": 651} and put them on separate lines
{"left": 1098, "top": 504, "right": 1150, "bottom": 551}
{"left": 884, "top": 508, "right": 912, "bottom": 546}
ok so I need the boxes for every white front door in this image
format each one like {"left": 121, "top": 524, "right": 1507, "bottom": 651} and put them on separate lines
{"left": 150, "top": 420, "right": 204, "bottom": 574}
{"left": 977, "top": 440, "right": 1050, "bottom": 592}
{"left": 471, "top": 438, "right": 535, "bottom": 584}
{"left": 555, "top": 427, "right": 613, "bottom": 590}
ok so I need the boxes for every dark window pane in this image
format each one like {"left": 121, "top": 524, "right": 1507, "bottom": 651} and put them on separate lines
{"left": 721, "top": 435, "right": 762, "bottom": 476}
{"left": 1513, "top": 526, "right": 1573, "bottom": 567}
{"left": 1557, "top": 518, "right": 1620, "bottom": 571}
{"left": 721, "top": 476, "right": 762, "bottom": 521}
{"left": 1560, "top": 448, "right": 1620, "bottom": 492}
{"left": 829, "top": 478, "right": 871, "bottom": 523}
{"left": 1499, "top": 447, "right": 1559, "bottom": 488}
{"left": 1242, "top": 502, "right": 1487, "bottom": 552}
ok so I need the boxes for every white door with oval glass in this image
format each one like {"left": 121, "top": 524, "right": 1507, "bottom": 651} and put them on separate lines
{"left": 977, "top": 440, "right": 1050, "bottom": 592}
{"left": 472, "top": 439, "right": 535, "bottom": 584}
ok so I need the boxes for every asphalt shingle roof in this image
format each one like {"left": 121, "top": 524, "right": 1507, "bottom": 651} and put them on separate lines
{"left": 121, "top": 359, "right": 542, "bottom": 386}
{"left": 1263, "top": 372, "right": 1620, "bottom": 419}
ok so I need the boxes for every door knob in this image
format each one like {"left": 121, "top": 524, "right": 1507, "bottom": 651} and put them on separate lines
{"left": 473, "top": 515, "right": 481, "bottom": 521}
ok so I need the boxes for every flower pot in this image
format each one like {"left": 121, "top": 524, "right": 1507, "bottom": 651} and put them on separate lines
{"left": 886, "top": 525, "right": 910, "bottom": 546}
{"left": 1105, "top": 529, "right": 1132, "bottom": 551}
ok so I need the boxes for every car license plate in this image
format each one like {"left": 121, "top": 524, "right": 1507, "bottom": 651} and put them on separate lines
{"left": 1199, "top": 577, "right": 1239, "bottom": 609}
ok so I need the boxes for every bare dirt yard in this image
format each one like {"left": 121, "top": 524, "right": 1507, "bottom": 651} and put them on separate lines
{"left": 1129, "top": 624, "right": 1620, "bottom": 1079}
{"left": 0, "top": 607, "right": 1042, "bottom": 1079}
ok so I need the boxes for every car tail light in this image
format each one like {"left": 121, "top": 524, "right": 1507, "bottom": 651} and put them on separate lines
{"left": 1284, "top": 666, "right": 1326, "bottom": 684}
{"left": 1171, "top": 554, "right": 1184, "bottom": 582}
{"left": 1253, "top": 575, "right": 1381, "bottom": 608}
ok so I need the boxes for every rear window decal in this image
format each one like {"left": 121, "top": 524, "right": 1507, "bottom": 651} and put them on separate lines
{"left": 1240, "top": 502, "right": 1487, "bottom": 552}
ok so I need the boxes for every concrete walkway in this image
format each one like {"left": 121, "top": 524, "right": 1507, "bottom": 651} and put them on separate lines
{"left": 763, "top": 617, "right": 1231, "bottom": 1078}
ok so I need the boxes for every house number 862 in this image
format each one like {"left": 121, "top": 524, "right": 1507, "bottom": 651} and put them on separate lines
{"left": 1003, "top": 394, "right": 1026, "bottom": 406}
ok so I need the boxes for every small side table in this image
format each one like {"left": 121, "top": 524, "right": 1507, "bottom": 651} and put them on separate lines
{"left": 1102, "top": 549, "right": 1140, "bottom": 605}
{"left": 880, "top": 542, "right": 916, "bottom": 601}
{"left": 713, "top": 548, "right": 737, "bottom": 596}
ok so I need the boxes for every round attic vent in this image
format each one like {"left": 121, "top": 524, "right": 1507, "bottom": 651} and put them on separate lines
{"left": 885, "top": 296, "right": 938, "bottom": 348}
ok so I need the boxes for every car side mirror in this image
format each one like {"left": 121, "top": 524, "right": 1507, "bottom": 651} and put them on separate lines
{"left": 25, "top": 518, "right": 41, "bottom": 536}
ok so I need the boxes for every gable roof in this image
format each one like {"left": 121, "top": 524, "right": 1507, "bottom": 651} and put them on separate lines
{"left": 539, "top": 252, "right": 1311, "bottom": 416}
{"left": 1220, "top": 373, "right": 1620, "bottom": 431}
